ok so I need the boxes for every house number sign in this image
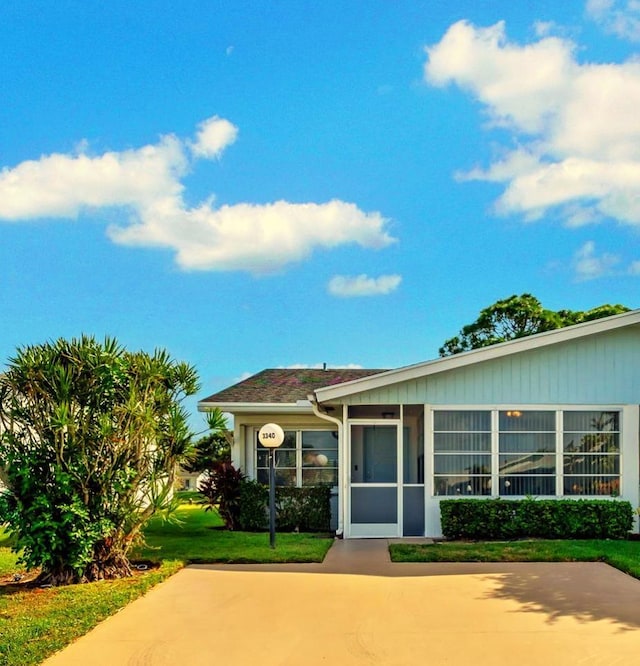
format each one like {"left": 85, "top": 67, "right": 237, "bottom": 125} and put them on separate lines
{"left": 258, "top": 423, "right": 285, "bottom": 448}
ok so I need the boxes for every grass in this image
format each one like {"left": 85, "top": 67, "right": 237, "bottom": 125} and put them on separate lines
{"left": 0, "top": 505, "right": 333, "bottom": 666}
{"left": 390, "top": 539, "right": 640, "bottom": 579}
{"left": 173, "top": 489, "right": 205, "bottom": 503}
{"left": 0, "top": 560, "right": 182, "bottom": 666}
{"left": 133, "top": 504, "right": 333, "bottom": 564}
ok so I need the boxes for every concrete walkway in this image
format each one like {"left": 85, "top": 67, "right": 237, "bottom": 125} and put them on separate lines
{"left": 44, "top": 539, "right": 640, "bottom": 665}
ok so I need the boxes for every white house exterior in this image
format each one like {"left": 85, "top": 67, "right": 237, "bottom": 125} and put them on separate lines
{"left": 198, "top": 310, "right": 640, "bottom": 538}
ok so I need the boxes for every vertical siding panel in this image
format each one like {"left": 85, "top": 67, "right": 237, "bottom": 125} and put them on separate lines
{"left": 525, "top": 354, "right": 535, "bottom": 402}
{"left": 508, "top": 356, "right": 518, "bottom": 402}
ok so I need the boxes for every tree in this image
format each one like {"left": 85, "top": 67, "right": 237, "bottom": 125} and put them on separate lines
{"left": 182, "top": 408, "right": 231, "bottom": 473}
{"left": 0, "top": 335, "right": 198, "bottom": 586}
{"left": 439, "top": 294, "right": 630, "bottom": 356}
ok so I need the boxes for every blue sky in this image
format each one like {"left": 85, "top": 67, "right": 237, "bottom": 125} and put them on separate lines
{"left": 1, "top": 1, "right": 638, "bottom": 426}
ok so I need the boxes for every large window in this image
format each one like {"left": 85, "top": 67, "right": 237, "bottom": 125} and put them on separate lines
{"left": 256, "top": 429, "right": 338, "bottom": 487}
{"left": 432, "top": 409, "right": 621, "bottom": 497}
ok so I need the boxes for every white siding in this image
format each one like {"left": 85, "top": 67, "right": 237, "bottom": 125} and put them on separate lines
{"left": 341, "top": 327, "right": 640, "bottom": 406}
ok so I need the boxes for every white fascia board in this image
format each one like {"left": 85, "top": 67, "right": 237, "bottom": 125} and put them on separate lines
{"left": 314, "top": 309, "right": 640, "bottom": 402}
{"left": 197, "top": 401, "right": 315, "bottom": 415}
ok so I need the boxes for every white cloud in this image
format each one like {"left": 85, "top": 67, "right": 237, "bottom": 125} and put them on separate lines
{"left": 425, "top": 21, "right": 575, "bottom": 134}
{"left": 586, "top": 0, "right": 640, "bottom": 41}
{"left": 189, "top": 116, "right": 238, "bottom": 159}
{"left": 572, "top": 241, "right": 620, "bottom": 280}
{"left": 327, "top": 273, "right": 402, "bottom": 297}
{"left": 0, "top": 117, "right": 395, "bottom": 273}
{"left": 234, "top": 371, "right": 253, "bottom": 383}
{"left": 108, "top": 198, "right": 394, "bottom": 273}
{"left": 424, "top": 20, "right": 640, "bottom": 230}
{"left": 533, "top": 21, "right": 558, "bottom": 38}
{"left": 628, "top": 259, "right": 640, "bottom": 274}
{"left": 0, "top": 136, "right": 187, "bottom": 219}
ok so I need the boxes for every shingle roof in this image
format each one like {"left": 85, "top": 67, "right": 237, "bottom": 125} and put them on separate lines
{"left": 199, "top": 368, "right": 386, "bottom": 405}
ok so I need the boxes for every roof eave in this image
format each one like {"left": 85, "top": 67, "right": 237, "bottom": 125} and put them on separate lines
{"left": 197, "top": 400, "right": 314, "bottom": 415}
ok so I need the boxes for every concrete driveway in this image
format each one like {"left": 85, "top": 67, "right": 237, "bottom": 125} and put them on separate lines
{"left": 44, "top": 539, "right": 640, "bottom": 665}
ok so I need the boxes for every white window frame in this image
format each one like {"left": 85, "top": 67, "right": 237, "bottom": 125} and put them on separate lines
{"left": 429, "top": 405, "right": 624, "bottom": 499}
{"left": 254, "top": 427, "right": 338, "bottom": 488}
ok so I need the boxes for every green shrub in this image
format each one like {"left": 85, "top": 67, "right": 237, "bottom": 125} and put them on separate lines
{"left": 276, "top": 486, "right": 331, "bottom": 532}
{"left": 238, "top": 479, "right": 268, "bottom": 531}
{"left": 236, "top": 483, "right": 331, "bottom": 533}
{"left": 440, "top": 498, "right": 634, "bottom": 540}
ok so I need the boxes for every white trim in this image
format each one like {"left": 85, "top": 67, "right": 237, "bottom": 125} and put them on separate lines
{"left": 345, "top": 409, "right": 351, "bottom": 537}
{"left": 621, "top": 405, "right": 639, "bottom": 530}
{"left": 314, "top": 309, "right": 640, "bottom": 402}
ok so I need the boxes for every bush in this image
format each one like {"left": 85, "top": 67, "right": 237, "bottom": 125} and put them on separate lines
{"left": 198, "top": 465, "right": 332, "bottom": 534}
{"left": 235, "top": 482, "right": 331, "bottom": 533}
{"left": 440, "top": 498, "right": 634, "bottom": 540}
{"left": 238, "top": 479, "right": 268, "bottom": 531}
{"left": 198, "top": 462, "right": 246, "bottom": 530}
{"left": 276, "top": 487, "right": 332, "bottom": 532}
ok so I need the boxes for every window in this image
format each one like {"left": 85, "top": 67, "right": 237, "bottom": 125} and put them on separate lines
{"left": 256, "top": 429, "right": 338, "bottom": 487}
{"left": 301, "top": 431, "right": 339, "bottom": 486}
{"left": 499, "top": 410, "right": 556, "bottom": 495}
{"left": 432, "top": 409, "right": 621, "bottom": 497}
{"left": 433, "top": 410, "right": 492, "bottom": 496}
{"left": 563, "top": 411, "right": 620, "bottom": 496}
{"left": 257, "top": 430, "right": 297, "bottom": 486}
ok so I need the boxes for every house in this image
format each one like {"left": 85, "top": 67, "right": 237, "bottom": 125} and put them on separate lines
{"left": 198, "top": 309, "right": 640, "bottom": 538}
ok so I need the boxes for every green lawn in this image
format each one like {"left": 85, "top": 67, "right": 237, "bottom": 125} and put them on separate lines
{"left": 133, "top": 504, "right": 333, "bottom": 564}
{"left": 390, "top": 539, "right": 640, "bottom": 579}
{"left": 0, "top": 559, "right": 183, "bottom": 666}
{"left": 0, "top": 505, "right": 333, "bottom": 666}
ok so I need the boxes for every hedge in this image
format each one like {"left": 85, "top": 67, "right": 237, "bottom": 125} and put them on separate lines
{"left": 276, "top": 486, "right": 332, "bottom": 532}
{"left": 440, "top": 498, "right": 634, "bottom": 540}
{"left": 238, "top": 481, "right": 331, "bottom": 533}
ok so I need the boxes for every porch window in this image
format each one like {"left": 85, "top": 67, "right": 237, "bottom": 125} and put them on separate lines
{"left": 432, "top": 408, "right": 622, "bottom": 497}
{"left": 499, "top": 410, "right": 556, "bottom": 495}
{"left": 256, "top": 429, "right": 338, "bottom": 487}
{"left": 563, "top": 411, "right": 620, "bottom": 496}
{"left": 301, "top": 430, "right": 339, "bottom": 486}
{"left": 433, "top": 410, "right": 491, "bottom": 496}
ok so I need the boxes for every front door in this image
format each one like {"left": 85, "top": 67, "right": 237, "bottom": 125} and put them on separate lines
{"left": 348, "top": 423, "right": 401, "bottom": 537}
